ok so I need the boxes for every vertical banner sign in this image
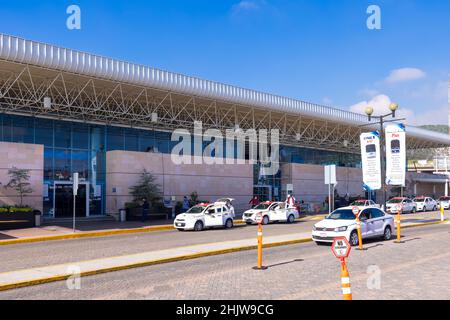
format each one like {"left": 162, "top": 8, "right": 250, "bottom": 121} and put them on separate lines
{"left": 385, "top": 124, "right": 406, "bottom": 186}
{"left": 360, "top": 132, "right": 382, "bottom": 190}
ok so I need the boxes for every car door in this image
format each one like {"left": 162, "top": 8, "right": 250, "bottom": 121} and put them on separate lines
{"left": 369, "top": 208, "right": 386, "bottom": 236}
{"left": 269, "top": 203, "right": 283, "bottom": 221}
{"left": 359, "top": 209, "right": 372, "bottom": 238}
{"left": 204, "top": 207, "right": 224, "bottom": 227}
{"left": 402, "top": 199, "right": 411, "bottom": 212}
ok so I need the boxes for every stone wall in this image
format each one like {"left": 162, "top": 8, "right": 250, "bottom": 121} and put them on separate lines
{"left": 0, "top": 142, "right": 43, "bottom": 212}
{"left": 106, "top": 151, "right": 254, "bottom": 214}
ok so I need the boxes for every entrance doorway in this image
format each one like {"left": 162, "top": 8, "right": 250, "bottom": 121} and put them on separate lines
{"left": 253, "top": 185, "right": 272, "bottom": 202}
{"left": 53, "top": 182, "right": 89, "bottom": 218}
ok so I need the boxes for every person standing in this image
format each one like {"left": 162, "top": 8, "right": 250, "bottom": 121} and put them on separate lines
{"left": 249, "top": 196, "right": 259, "bottom": 208}
{"left": 142, "top": 198, "right": 150, "bottom": 222}
{"left": 182, "top": 196, "right": 190, "bottom": 212}
{"left": 286, "top": 193, "right": 296, "bottom": 209}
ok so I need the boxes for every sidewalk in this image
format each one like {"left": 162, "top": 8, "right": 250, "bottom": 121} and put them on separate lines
{"left": 0, "top": 219, "right": 448, "bottom": 292}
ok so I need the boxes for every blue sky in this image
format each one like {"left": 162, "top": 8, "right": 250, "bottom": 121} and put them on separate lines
{"left": 0, "top": 0, "right": 449, "bottom": 125}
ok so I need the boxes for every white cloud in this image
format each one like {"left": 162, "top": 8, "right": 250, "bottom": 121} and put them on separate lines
{"left": 384, "top": 68, "right": 426, "bottom": 84}
{"left": 231, "top": 1, "right": 261, "bottom": 14}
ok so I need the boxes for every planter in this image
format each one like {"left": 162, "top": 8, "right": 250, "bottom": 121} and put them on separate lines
{"left": 0, "top": 211, "right": 35, "bottom": 230}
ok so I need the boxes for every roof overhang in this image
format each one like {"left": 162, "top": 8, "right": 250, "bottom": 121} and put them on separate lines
{"left": 1, "top": 33, "right": 449, "bottom": 153}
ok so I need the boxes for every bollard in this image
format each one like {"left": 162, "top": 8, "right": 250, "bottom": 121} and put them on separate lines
{"left": 356, "top": 216, "right": 364, "bottom": 250}
{"left": 394, "top": 206, "right": 404, "bottom": 243}
{"left": 341, "top": 259, "right": 353, "bottom": 300}
{"left": 440, "top": 206, "right": 445, "bottom": 222}
{"left": 253, "top": 215, "right": 267, "bottom": 270}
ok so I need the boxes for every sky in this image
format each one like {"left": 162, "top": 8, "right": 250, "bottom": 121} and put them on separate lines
{"left": 0, "top": 0, "right": 449, "bottom": 126}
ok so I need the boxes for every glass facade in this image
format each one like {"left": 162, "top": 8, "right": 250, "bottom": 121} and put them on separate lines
{"left": 0, "top": 113, "right": 361, "bottom": 216}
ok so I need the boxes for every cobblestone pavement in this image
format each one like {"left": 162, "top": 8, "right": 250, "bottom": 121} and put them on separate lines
{"left": 0, "top": 223, "right": 448, "bottom": 300}
{"left": 0, "top": 211, "right": 444, "bottom": 275}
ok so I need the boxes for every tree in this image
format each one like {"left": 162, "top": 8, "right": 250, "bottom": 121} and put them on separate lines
{"left": 129, "top": 170, "right": 162, "bottom": 204}
{"left": 3, "top": 167, "right": 33, "bottom": 207}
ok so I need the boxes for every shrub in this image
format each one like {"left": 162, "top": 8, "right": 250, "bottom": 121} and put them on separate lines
{"left": 0, "top": 207, "right": 8, "bottom": 214}
{"left": 9, "top": 207, "right": 33, "bottom": 213}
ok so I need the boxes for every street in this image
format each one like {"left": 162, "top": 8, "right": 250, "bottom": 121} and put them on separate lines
{"left": 0, "top": 222, "right": 448, "bottom": 300}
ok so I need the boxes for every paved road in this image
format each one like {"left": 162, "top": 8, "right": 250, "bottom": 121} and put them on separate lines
{"left": 0, "top": 223, "right": 448, "bottom": 300}
{"left": 0, "top": 211, "right": 445, "bottom": 274}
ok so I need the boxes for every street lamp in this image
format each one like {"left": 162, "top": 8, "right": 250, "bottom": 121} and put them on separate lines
{"left": 361, "top": 103, "right": 404, "bottom": 210}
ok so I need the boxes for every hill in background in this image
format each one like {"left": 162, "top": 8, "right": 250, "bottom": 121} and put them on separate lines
{"left": 420, "top": 125, "right": 448, "bottom": 134}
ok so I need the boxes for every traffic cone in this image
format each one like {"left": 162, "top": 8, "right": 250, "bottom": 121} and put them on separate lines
{"left": 341, "top": 260, "right": 352, "bottom": 300}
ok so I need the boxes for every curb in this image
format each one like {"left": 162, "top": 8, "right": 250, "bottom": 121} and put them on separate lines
{"left": 0, "top": 216, "right": 316, "bottom": 246}
{"left": 0, "top": 220, "right": 446, "bottom": 292}
{"left": 0, "top": 237, "right": 312, "bottom": 292}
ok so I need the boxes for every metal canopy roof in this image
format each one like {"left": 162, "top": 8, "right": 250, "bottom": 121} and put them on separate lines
{"left": 0, "top": 32, "right": 449, "bottom": 152}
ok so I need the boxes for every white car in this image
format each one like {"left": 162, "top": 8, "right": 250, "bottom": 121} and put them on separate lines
{"left": 312, "top": 206, "right": 395, "bottom": 246}
{"left": 174, "top": 200, "right": 235, "bottom": 231}
{"left": 385, "top": 198, "right": 416, "bottom": 214}
{"left": 413, "top": 197, "right": 437, "bottom": 212}
{"left": 350, "top": 199, "right": 380, "bottom": 208}
{"left": 242, "top": 201, "right": 299, "bottom": 225}
{"left": 437, "top": 196, "right": 450, "bottom": 210}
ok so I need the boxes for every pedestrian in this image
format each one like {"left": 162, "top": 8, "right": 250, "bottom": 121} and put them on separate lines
{"left": 285, "top": 192, "right": 296, "bottom": 209}
{"left": 142, "top": 198, "right": 150, "bottom": 222}
{"left": 182, "top": 196, "right": 190, "bottom": 211}
{"left": 249, "top": 196, "right": 259, "bottom": 208}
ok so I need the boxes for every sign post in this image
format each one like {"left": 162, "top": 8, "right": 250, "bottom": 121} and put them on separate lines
{"left": 352, "top": 206, "right": 365, "bottom": 251}
{"left": 325, "top": 165, "right": 337, "bottom": 214}
{"left": 331, "top": 237, "right": 352, "bottom": 300}
{"left": 440, "top": 205, "right": 445, "bottom": 222}
{"left": 72, "top": 173, "right": 79, "bottom": 233}
{"left": 394, "top": 204, "right": 404, "bottom": 243}
{"left": 253, "top": 212, "right": 267, "bottom": 270}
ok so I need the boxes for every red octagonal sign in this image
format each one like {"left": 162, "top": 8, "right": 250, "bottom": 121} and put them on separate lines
{"left": 331, "top": 237, "right": 351, "bottom": 260}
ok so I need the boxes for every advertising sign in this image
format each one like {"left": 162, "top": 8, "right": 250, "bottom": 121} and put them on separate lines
{"left": 385, "top": 124, "right": 406, "bottom": 186}
{"left": 360, "top": 132, "right": 382, "bottom": 190}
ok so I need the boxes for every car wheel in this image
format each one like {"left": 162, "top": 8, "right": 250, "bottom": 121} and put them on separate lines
{"left": 246, "top": 221, "right": 253, "bottom": 225}
{"left": 177, "top": 229, "right": 185, "bottom": 232}
{"left": 382, "top": 226, "right": 392, "bottom": 241}
{"left": 263, "top": 215, "right": 270, "bottom": 225}
{"left": 225, "top": 219, "right": 233, "bottom": 229}
{"left": 411, "top": 207, "right": 416, "bottom": 213}
{"left": 194, "top": 221, "right": 204, "bottom": 232}
{"left": 433, "top": 206, "right": 437, "bottom": 211}
{"left": 349, "top": 231, "right": 359, "bottom": 247}
{"left": 423, "top": 206, "right": 426, "bottom": 212}
{"left": 287, "top": 214, "right": 295, "bottom": 224}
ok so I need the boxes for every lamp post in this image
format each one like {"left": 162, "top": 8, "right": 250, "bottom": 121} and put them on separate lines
{"left": 363, "top": 103, "right": 401, "bottom": 210}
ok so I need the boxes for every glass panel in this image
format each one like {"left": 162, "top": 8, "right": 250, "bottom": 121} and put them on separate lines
{"left": 35, "top": 118, "right": 54, "bottom": 147}
{"left": 124, "top": 128, "right": 139, "bottom": 151}
{"left": 72, "top": 124, "right": 89, "bottom": 150}
{"left": 44, "top": 147, "right": 54, "bottom": 180}
{"left": 139, "top": 130, "right": 155, "bottom": 152}
{"left": 106, "top": 126, "right": 124, "bottom": 151}
{"left": 12, "top": 116, "right": 34, "bottom": 144}
{"left": 2, "top": 114, "right": 12, "bottom": 142}
{"left": 54, "top": 149, "right": 71, "bottom": 181}
{"left": 54, "top": 122, "right": 72, "bottom": 148}
{"left": 155, "top": 131, "right": 170, "bottom": 153}
{"left": 90, "top": 126, "right": 105, "bottom": 152}
{"left": 72, "top": 150, "right": 89, "bottom": 180}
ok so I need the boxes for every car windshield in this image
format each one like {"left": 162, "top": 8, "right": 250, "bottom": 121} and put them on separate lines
{"left": 253, "top": 203, "right": 271, "bottom": 210}
{"left": 388, "top": 199, "right": 403, "bottom": 204}
{"left": 439, "top": 197, "right": 450, "bottom": 201}
{"left": 326, "top": 209, "right": 356, "bottom": 220}
{"left": 186, "top": 206, "right": 206, "bottom": 214}
{"left": 413, "top": 198, "right": 425, "bottom": 203}
{"left": 351, "top": 201, "right": 366, "bottom": 206}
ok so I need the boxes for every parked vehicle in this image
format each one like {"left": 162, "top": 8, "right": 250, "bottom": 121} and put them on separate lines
{"left": 413, "top": 197, "right": 437, "bottom": 212}
{"left": 437, "top": 196, "right": 450, "bottom": 210}
{"left": 242, "top": 201, "right": 299, "bottom": 225}
{"left": 312, "top": 206, "right": 395, "bottom": 246}
{"left": 174, "top": 199, "right": 235, "bottom": 231}
{"left": 350, "top": 199, "right": 380, "bottom": 208}
{"left": 385, "top": 197, "right": 416, "bottom": 214}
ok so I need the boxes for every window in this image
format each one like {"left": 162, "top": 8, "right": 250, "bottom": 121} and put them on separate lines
{"left": 371, "top": 209, "right": 384, "bottom": 218}
{"left": 54, "top": 123, "right": 72, "bottom": 148}
{"left": 12, "top": 116, "right": 34, "bottom": 144}
{"left": 72, "top": 124, "right": 89, "bottom": 150}
{"left": 124, "top": 129, "right": 139, "bottom": 151}
{"left": 360, "top": 210, "right": 371, "bottom": 220}
{"left": 217, "top": 208, "right": 222, "bottom": 213}
{"left": 35, "top": 119, "right": 54, "bottom": 147}
{"left": 107, "top": 127, "right": 124, "bottom": 151}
